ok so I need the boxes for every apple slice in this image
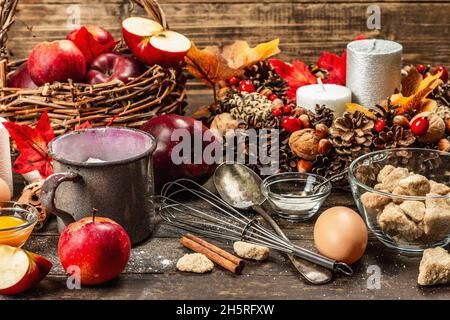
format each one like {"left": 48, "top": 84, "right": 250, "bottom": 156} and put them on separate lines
{"left": 122, "top": 17, "right": 191, "bottom": 68}
{"left": 0, "top": 245, "right": 52, "bottom": 295}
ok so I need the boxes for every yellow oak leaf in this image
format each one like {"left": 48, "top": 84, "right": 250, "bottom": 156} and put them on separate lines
{"left": 346, "top": 103, "right": 377, "bottom": 120}
{"left": 221, "top": 39, "right": 281, "bottom": 70}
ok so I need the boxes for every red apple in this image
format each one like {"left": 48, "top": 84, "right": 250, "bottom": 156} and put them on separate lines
{"left": 122, "top": 17, "right": 191, "bottom": 68}
{"left": 0, "top": 245, "right": 52, "bottom": 295}
{"left": 58, "top": 215, "right": 131, "bottom": 285}
{"left": 67, "top": 25, "right": 118, "bottom": 64}
{"left": 7, "top": 63, "right": 38, "bottom": 88}
{"left": 87, "top": 53, "right": 144, "bottom": 84}
{"left": 28, "top": 40, "right": 87, "bottom": 86}
{"left": 141, "top": 115, "right": 219, "bottom": 191}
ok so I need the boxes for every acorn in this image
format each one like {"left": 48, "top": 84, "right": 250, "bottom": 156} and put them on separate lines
{"left": 438, "top": 138, "right": 450, "bottom": 152}
{"left": 315, "top": 123, "right": 329, "bottom": 139}
{"left": 317, "top": 139, "right": 332, "bottom": 155}
{"left": 297, "top": 159, "right": 313, "bottom": 173}
{"left": 299, "top": 114, "right": 311, "bottom": 128}
{"left": 393, "top": 115, "right": 410, "bottom": 129}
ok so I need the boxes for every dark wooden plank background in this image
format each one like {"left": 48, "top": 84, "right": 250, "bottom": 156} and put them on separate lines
{"left": 5, "top": 0, "right": 450, "bottom": 110}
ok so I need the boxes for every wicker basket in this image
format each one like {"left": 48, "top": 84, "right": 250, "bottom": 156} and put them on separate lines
{"left": 0, "top": 0, "right": 187, "bottom": 135}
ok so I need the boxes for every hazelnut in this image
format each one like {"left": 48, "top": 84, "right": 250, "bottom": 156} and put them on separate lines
{"left": 288, "top": 128, "right": 320, "bottom": 161}
{"left": 217, "top": 87, "right": 230, "bottom": 101}
{"left": 210, "top": 113, "right": 239, "bottom": 136}
{"left": 438, "top": 138, "right": 450, "bottom": 152}
{"left": 297, "top": 159, "right": 313, "bottom": 173}
{"left": 315, "top": 123, "right": 329, "bottom": 139}
{"left": 272, "top": 99, "right": 284, "bottom": 109}
{"left": 446, "top": 118, "right": 450, "bottom": 133}
{"left": 259, "top": 88, "right": 272, "bottom": 97}
{"left": 299, "top": 114, "right": 311, "bottom": 128}
{"left": 412, "top": 112, "right": 445, "bottom": 144}
{"left": 393, "top": 115, "right": 410, "bottom": 129}
{"left": 317, "top": 139, "right": 332, "bottom": 155}
{"left": 294, "top": 107, "right": 309, "bottom": 116}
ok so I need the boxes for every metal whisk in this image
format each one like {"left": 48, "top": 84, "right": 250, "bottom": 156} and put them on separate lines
{"left": 159, "top": 179, "right": 353, "bottom": 276}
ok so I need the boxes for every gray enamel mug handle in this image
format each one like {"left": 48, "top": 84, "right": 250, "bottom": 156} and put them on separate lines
{"left": 41, "top": 172, "right": 81, "bottom": 225}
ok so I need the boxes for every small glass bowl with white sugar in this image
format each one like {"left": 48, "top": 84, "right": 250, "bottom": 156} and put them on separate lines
{"left": 261, "top": 173, "right": 332, "bottom": 221}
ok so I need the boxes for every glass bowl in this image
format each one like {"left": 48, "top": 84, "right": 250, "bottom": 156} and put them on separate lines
{"left": 349, "top": 148, "right": 450, "bottom": 255}
{"left": 0, "top": 201, "right": 39, "bottom": 247}
{"left": 261, "top": 172, "right": 332, "bottom": 221}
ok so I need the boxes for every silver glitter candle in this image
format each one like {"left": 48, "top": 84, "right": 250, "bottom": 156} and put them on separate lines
{"left": 346, "top": 39, "right": 402, "bottom": 108}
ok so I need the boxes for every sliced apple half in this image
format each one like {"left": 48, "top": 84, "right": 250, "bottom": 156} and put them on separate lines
{"left": 0, "top": 245, "right": 52, "bottom": 295}
{"left": 122, "top": 17, "right": 191, "bottom": 68}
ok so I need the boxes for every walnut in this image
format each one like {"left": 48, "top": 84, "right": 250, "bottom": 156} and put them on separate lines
{"left": 210, "top": 113, "right": 240, "bottom": 137}
{"left": 412, "top": 112, "right": 445, "bottom": 144}
{"left": 288, "top": 128, "right": 320, "bottom": 161}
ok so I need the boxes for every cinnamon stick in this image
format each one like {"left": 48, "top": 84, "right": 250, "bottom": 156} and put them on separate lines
{"left": 185, "top": 233, "right": 244, "bottom": 267}
{"left": 180, "top": 236, "right": 244, "bottom": 274}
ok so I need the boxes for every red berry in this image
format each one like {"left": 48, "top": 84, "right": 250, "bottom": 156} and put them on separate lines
{"left": 424, "top": 72, "right": 431, "bottom": 79}
{"left": 374, "top": 119, "right": 386, "bottom": 132}
{"left": 434, "top": 66, "right": 448, "bottom": 83}
{"left": 268, "top": 94, "right": 278, "bottom": 101}
{"left": 411, "top": 116, "right": 429, "bottom": 136}
{"left": 228, "top": 76, "right": 239, "bottom": 86}
{"left": 238, "top": 80, "right": 255, "bottom": 93}
{"left": 282, "top": 116, "right": 302, "bottom": 133}
{"left": 282, "top": 105, "right": 293, "bottom": 114}
{"left": 272, "top": 108, "right": 283, "bottom": 117}
{"left": 417, "top": 64, "right": 427, "bottom": 74}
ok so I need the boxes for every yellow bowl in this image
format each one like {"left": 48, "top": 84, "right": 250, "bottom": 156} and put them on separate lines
{"left": 0, "top": 202, "right": 39, "bottom": 247}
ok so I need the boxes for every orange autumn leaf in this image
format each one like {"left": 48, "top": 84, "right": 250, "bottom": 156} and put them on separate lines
{"left": 221, "top": 39, "right": 280, "bottom": 70}
{"left": 185, "top": 43, "right": 240, "bottom": 87}
{"left": 346, "top": 103, "right": 377, "bottom": 120}
{"left": 185, "top": 39, "right": 280, "bottom": 87}
{"left": 392, "top": 72, "right": 442, "bottom": 115}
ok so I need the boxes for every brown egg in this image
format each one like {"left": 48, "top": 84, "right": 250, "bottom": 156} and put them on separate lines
{"left": 0, "top": 177, "right": 11, "bottom": 202}
{"left": 313, "top": 206, "right": 368, "bottom": 264}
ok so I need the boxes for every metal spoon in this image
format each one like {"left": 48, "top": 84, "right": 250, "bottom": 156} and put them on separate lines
{"left": 213, "top": 163, "right": 335, "bottom": 285}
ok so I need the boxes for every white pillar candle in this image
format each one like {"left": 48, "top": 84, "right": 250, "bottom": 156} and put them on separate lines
{"left": 296, "top": 80, "right": 352, "bottom": 116}
{"left": 0, "top": 118, "right": 13, "bottom": 195}
{"left": 346, "top": 39, "right": 402, "bottom": 108}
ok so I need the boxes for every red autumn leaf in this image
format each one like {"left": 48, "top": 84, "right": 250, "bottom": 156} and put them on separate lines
{"left": 269, "top": 58, "right": 317, "bottom": 101}
{"left": 317, "top": 51, "right": 347, "bottom": 85}
{"left": 75, "top": 121, "right": 93, "bottom": 130}
{"left": 3, "top": 112, "right": 54, "bottom": 178}
{"left": 318, "top": 35, "right": 366, "bottom": 85}
{"left": 68, "top": 26, "right": 118, "bottom": 64}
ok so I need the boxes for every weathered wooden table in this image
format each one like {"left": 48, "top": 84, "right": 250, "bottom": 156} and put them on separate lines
{"left": 2, "top": 183, "right": 449, "bottom": 300}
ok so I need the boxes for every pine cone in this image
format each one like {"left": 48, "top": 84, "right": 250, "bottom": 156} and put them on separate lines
{"left": 244, "top": 60, "right": 289, "bottom": 97}
{"left": 373, "top": 124, "right": 416, "bottom": 149}
{"left": 431, "top": 82, "right": 450, "bottom": 118}
{"left": 312, "top": 152, "right": 351, "bottom": 182}
{"left": 228, "top": 92, "right": 278, "bottom": 129}
{"left": 278, "top": 132, "right": 299, "bottom": 172}
{"left": 310, "top": 105, "right": 335, "bottom": 127}
{"left": 329, "top": 111, "right": 374, "bottom": 158}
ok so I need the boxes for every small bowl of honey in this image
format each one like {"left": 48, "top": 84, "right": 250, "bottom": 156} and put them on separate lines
{"left": 0, "top": 202, "right": 39, "bottom": 247}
